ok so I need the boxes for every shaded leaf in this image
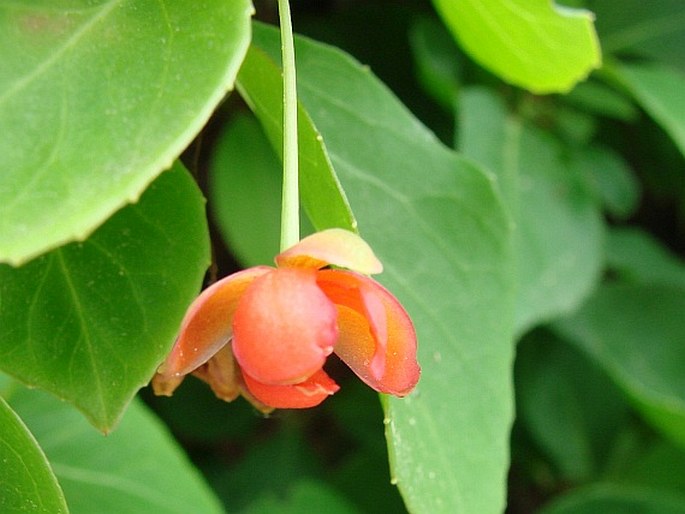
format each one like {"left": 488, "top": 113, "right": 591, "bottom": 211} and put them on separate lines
{"left": 0, "top": 163, "right": 210, "bottom": 431}
{"left": 0, "top": 0, "right": 252, "bottom": 264}
{"left": 458, "top": 87, "right": 604, "bottom": 334}
{"left": 554, "top": 284, "right": 685, "bottom": 448}
{"left": 432, "top": 0, "right": 601, "bottom": 93}
{"left": 7, "top": 384, "right": 223, "bottom": 514}
{"left": 250, "top": 22, "right": 514, "bottom": 514}
{"left": 0, "top": 395, "right": 68, "bottom": 514}
{"left": 241, "top": 479, "right": 362, "bottom": 514}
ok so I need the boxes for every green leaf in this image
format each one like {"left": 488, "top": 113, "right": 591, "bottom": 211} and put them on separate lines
{"left": 0, "top": 0, "right": 252, "bottom": 265}
{"left": 0, "top": 395, "right": 68, "bottom": 514}
{"left": 236, "top": 44, "right": 357, "bottom": 234}
{"left": 458, "top": 87, "right": 604, "bottom": 335}
{"left": 209, "top": 113, "right": 282, "bottom": 266}
{"left": 7, "top": 385, "right": 223, "bottom": 514}
{"left": 0, "top": 163, "right": 210, "bottom": 431}
{"left": 539, "top": 484, "right": 685, "bottom": 514}
{"left": 554, "top": 284, "right": 685, "bottom": 448}
{"left": 432, "top": 0, "right": 601, "bottom": 93}
{"left": 241, "top": 480, "right": 361, "bottom": 514}
{"left": 250, "top": 22, "right": 514, "bottom": 514}
{"left": 614, "top": 440, "right": 685, "bottom": 494}
{"left": 612, "top": 63, "right": 685, "bottom": 158}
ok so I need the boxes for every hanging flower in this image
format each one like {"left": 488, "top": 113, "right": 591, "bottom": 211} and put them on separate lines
{"left": 152, "top": 228, "right": 420, "bottom": 412}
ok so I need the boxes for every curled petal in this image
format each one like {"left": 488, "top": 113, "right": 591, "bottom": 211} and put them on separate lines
{"left": 157, "top": 266, "right": 272, "bottom": 377}
{"left": 276, "top": 228, "right": 383, "bottom": 274}
{"left": 317, "top": 270, "right": 420, "bottom": 396}
{"left": 190, "top": 345, "right": 241, "bottom": 403}
{"left": 232, "top": 268, "right": 338, "bottom": 385}
{"left": 242, "top": 368, "right": 339, "bottom": 409}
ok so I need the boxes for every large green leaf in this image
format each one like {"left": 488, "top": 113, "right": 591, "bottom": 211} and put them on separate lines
{"left": 0, "top": 0, "right": 252, "bottom": 265}
{"left": 7, "top": 384, "right": 223, "bottom": 514}
{"left": 432, "top": 0, "right": 601, "bottom": 93}
{"left": 0, "top": 395, "right": 68, "bottom": 514}
{"left": 458, "top": 87, "right": 604, "bottom": 335}
{"left": 0, "top": 163, "right": 210, "bottom": 431}
{"left": 612, "top": 62, "right": 685, "bottom": 159}
{"left": 554, "top": 284, "right": 685, "bottom": 448}
{"left": 249, "top": 22, "right": 514, "bottom": 514}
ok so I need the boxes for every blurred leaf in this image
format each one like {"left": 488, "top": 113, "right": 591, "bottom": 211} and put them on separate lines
{"left": 408, "top": 16, "right": 463, "bottom": 109}
{"left": 0, "top": 0, "right": 252, "bottom": 265}
{"left": 0, "top": 395, "right": 68, "bottom": 514}
{"left": 590, "top": 0, "right": 685, "bottom": 70}
{"left": 563, "top": 80, "right": 638, "bottom": 122}
{"left": 539, "top": 484, "right": 685, "bottom": 514}
{"left": 612, "top": 62, "right": 685, "bottom": 158}
{"left": 251, "top": 22, "right": 514, "bottom": 514}
{"left": 241, "top": 479, "right": 362, "bottom": 514}
{"left": 515, "top": 332, "right": 629, "bottom": 482}
{"left": 7, "top": 384, "right": 223, "bottom": 514}
{"left": 606, "top": 227, "right": 685, "bottom": 288}
{"left": 458, "top": 87, "right": 604, "bottom": 334}
{"left": 614, "top": 440, "right": 685, "bottom": 494}
{"left": 554, "top": 284, "right": 685, "bottom": 448}
{"left": 236, "top": 44, "right": 357, "bottom": 234}
{"left": 209, "top": 113, "right": 282, "bottom": 266}
{"left": 0, "top": 163, "right": 210, "bottom": 431}
{"left": 432, "top": 0, "right": 601, "bottom": 93}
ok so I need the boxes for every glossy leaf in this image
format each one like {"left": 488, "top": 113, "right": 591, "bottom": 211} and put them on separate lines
{"left": 613, "top": 63, "right": 685, "bottom": 158}
{"left": 458, "top": 87, "right": 604, "bottom": 334}
{"left": 0, "top": 0, "right": 252, "bottom": 265}
{"left": 250, "top": 22, "right": 514, "bottom": 514}
{"left": 539, "top": 484, "right": 685, "bottom": 514}
{"left": 432, "top": 0, "right": 601, "bottom": 93}
{"left": 0, "top": 395, "right": 68, "bottom": 514}
{"left": 7, "top": 384, "right": 223, "bottom": 514}
{"left": 0, "top": 163, "right": 210, "bottom": 431}
{"left": 554, "top": 284, "right": 685, "bottom": 448}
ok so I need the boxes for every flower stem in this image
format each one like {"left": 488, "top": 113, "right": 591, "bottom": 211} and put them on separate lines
{"left": 278, "top": 0, "right": 299, "bottom": 251}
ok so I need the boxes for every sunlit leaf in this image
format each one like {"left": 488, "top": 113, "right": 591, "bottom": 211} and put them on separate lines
{"left": 0, "top": 395, "right": 68, "bottom": 514}
{"left": 0, "top": 0, "right": 252, "bottom": 265}
{"left": 0, "top": 163, "right": 210, "bottom": 431}
{"left": 249, "top": 22, "right": 514, "bottom": 514}
{"left": 432, "top": 0, "right": 601, "bottom": 93}
{"left": 7, "top": 384, "right": 223, "bottom": 514}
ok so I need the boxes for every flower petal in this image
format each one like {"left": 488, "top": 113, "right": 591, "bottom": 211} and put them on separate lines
{"left": 276, "top": 228, "right": 383, "bottom": 274}
{"left": 157, "top": 266, "right": 272, "bottom": 377}
{"left": 241, "top": 368, "right": 339, "bottom": 409}
{"left": 232, "top": 268, "right": 338, "bottom": 385}
{"left": 317, "top": 270, "right": 420, "bottom": 396}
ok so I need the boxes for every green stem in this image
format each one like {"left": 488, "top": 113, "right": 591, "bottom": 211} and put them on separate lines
{"left": 278, "top": 0, "right": 299, "bottom": 250}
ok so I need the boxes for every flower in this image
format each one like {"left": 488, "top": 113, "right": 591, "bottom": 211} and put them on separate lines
{"left": 152, "top": 228, "right": 420, "bottom": 412}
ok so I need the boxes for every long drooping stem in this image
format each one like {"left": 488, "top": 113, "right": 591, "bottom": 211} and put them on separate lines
{"left": 278, "top": 0, "right": 299, "bottom": 251}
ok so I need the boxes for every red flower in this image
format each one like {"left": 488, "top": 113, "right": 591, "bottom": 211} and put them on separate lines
{"left": 152, "top": 229, "right": 420, "bottom": 411}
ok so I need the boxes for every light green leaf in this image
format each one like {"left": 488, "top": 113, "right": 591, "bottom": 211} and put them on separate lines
{"left": 7, "top": 385, "right": 223, "bottom": 514}
{"left": 432, "top": 0, "right": 601, "bottom": 93}
{"left": 458, "top": 87, "right": 604, "bottom": 335}
{"left": 236, "top": 44, "right": 356, "bottom": 234}
{"left": 0, "top": 395, "right": 68, "bottom": 514}
{"left": 612, "top": 62, "right": 685, "bottom": 158}
{"left": 0, "top": 163, "right": 210, "bottom": 431}
{"left": 539, "top": 484, "right": 685, "bottom": 514}
{"left": 554, "top": 284, "right": 685, "bottom": 448}
{"left": 0, "top": 0, "right": 252, "bottom": 265}
{"left": 250, "top": 22, "right": 514, "bottom": 514}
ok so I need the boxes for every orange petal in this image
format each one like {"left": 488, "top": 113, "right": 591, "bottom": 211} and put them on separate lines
{"left": 275, "top": 228, "right": 383, "bottom": 274}
{"left": 232, "top": 268, "right": 338, "bottom": 385}
{"left": 191, "top": 344, "right": 241, "bottom": 402}
{"left": 241, "top": 368, "right": 340, "bottom": 409}
{"left": 158, "top": 266, "right": 273, "bottom": 377}
{"left": 317, "top": 270, "right": 420, "bottom": 396}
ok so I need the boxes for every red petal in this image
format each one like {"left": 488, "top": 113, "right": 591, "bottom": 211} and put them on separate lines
{"left": 232, "top": 268, "right": 338, "bottom": 385}
{"left": 276, "top": 228, "right": 383, "bottom": 274}
{"left": 157, "top": 266, "right": 272, "bottom": 377}
{"left": 241, "top": 368, "right": 339, "bottom": 409}
{"left": 317, "top": 270, "right": 420, "bottom": 396}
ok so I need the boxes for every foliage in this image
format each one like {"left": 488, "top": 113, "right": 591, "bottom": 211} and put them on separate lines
{"left": 1, "top": 1, "right": 684, "bottom": 513}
